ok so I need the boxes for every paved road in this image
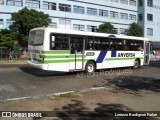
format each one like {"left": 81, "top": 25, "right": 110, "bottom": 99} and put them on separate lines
{"left": 0, "top": 61, "right": 160, "bottom": 101}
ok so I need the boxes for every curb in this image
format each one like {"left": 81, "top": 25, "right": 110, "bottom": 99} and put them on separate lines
{"left": 0, "top": 87, "right": 110, "bottom": 103}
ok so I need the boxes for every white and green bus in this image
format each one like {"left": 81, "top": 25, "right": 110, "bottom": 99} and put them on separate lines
{"left": 28, "top": 27, "right": 150, "bottom": 73}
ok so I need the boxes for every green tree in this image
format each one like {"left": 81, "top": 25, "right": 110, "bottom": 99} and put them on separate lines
{"left": 96, "top": 22, "right": 117, "bottom": 34}
{"left": 0, "top": 29, "right": 17, "bottom": 47}
{"left": 11, "top": 7, "right": 51, "bottom": 46}
{"left": 125, "top": 22, "right": 143, "bottom": 37}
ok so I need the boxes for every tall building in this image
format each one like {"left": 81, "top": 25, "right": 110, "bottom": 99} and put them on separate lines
{"left": 138, "top": 0, "right": 160, "bottom": 41}
{"left": 0, "top": 0, "right": 137, "bottom": 33}
{"left": 0, "top": 0, "right": 160, "bottom": 42}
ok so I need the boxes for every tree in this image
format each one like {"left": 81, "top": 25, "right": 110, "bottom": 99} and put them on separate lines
{"left": 96, "top": 22, "right": 117, "bottom": 34}
{"left": 125, "top": 22, "right": 143, "bottom": 37}
{"left": 0, "top": 29, "right": 17, "bottom": 48}
{"left": 11, "top": 7, "right": 51, "bottom": 46}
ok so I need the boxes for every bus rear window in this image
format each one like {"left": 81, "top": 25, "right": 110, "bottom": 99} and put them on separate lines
{"left": 29, "top": 30, "right": 44, "bottom": 45}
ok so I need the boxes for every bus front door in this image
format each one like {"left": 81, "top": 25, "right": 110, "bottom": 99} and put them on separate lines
{"left": 144, "top": 41, "right": 150, "bottom": 65}
{"left": 70, "top": 36, "right": 85, "bottom": 70}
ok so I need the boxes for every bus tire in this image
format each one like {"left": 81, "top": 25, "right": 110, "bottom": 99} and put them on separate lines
{"left": 133, "top": 59, "right": 140, "bottom": 69}
{"left": 85, "top": 61, "right": 96, "bottom": 73}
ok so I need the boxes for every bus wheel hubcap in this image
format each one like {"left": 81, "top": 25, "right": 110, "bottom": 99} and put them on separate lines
{"left": 135, "top": 61, "right": 138, "bottom": 67}
{"left": 88, "top": 64, "right": 93, "bottom": 72}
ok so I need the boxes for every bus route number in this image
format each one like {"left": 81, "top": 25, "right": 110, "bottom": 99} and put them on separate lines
{"left": 86, "top": 52, "right": 94, "bottom": 56}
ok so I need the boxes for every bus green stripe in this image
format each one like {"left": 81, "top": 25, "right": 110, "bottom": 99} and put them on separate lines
{"left": 41, "top": 59, "right": 95, "bottom": 63}
{"left": 105, "top": 57, "right": 144, "bottom": 61}
{"left": 39, "top": 55, "right": 86, "bottom": 58}
{"left": 41, "top": 50, "right": 70, "bottom": 54}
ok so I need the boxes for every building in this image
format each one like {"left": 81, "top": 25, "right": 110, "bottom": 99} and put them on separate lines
{"left": 138, "top": 0, "right": 160, "bottom": 41}
{"left": 0, "top": 0, "right": 137, "bottom": 34}
{"left": 0, "top": 0, "right": 160, "bottom": 42}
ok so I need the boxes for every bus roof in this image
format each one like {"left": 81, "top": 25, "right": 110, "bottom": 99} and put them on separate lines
{"left": 31, "top": 27, "right": 149, "bottom": 41}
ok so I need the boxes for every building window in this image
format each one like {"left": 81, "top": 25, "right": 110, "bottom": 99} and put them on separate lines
{"left": 59, "top": 19, "right": 71, "bottom": 25}
{"left": 26, "top": 0, "right": 40, "bottom": 8}
{"left": 87, "top": 7, "right": 97, "bottom": 16}
{"left": 119, "top": 28, "right": 126, "bottom": 34}
{"left": 138, "top": 14, "right": 143, "bottom": 21}
{"left": 120, "top": 13, "right": 128, "bottom": 20}
{"left": 6, "top": 0, "right": 23, "bottom": 7}
{"left": 6, "top": 19, "right": 13, "bottom": 28}
{"left": 49, "top": 22, "right": 57, "bottom": 28}
{"left": 99, "top": 9, "right": 108, "bottom": 17}
{"left": 147, "top": 14, "right": 153, "bottom": 21}
{"left": 138, "top": 0, "right": 143, "bottom": 6}
{"left": 59, "top": 19, "right": 71, "bottom": 30}
{"left": 147, "top": 28, "right": 153, "bottom": 36}
{"left": 87, "top": 25, "right": 97, "bottom": 32}
{"left": 110, "top": 11, "right": 118, "bottom": 18}
{"left": 129, "top": 14, "right": 136, "bottom": 21}
{"left": 0, "top": 0, "right": 4, "bottom": 5}
{"left": 0, "top": 19, "right": 3, "bottom": 28}
{"left": 129, "top": 0, "right": 136, "bottom": 6}
{"left": 59, "top": 4, "right": 71, "bottom": 12}
{"left": 73, "top": 5, "right": 85, "bottom": 14}
{"left": 73, "top": 24, "right": 85, "bottom": 31}
{"left": 147, "top": 0, "right": 153, "bottom": 7}
{"left": 42, "top": 1, "right": 56, "bottom": 10}
{"left": 120, "top": 0, "right": 128, "bottom": 5}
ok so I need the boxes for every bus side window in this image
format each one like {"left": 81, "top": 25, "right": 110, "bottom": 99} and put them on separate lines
{"left": 110, "top": 38, "right": 122, "bottom": 51}
{"left": 51, "top": 36, "right": 55, "bottom": 49}
{"left": 86, "top": 37, "right": 94, "bottom": 50}
{"left": 94, "top": 37, "right": 102, "bottom": 50}
{"left": 124, "top": 45, "right": 129, "bottom": 50}
{"left": 50, "top": 34, "right": 68, "bottom": 50}
{"left": 134, "top": 40, "right": 143, "bottom": 51}
{"left": 124, "top": 40, "right": 135, "bottom": 51}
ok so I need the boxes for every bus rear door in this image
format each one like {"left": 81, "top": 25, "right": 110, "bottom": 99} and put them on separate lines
{"left": 144, "top": 41, "right": 150, "bottom": 65}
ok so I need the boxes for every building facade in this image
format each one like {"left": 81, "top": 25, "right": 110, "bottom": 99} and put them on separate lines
{"left": 0, "top": 0, "right": 137, "bottom": 33}
{"left": 0, "top": 0, "right": 160, "bottom": 42}
{"left": 138, "top": 0, "right": 160, "bottom": 41}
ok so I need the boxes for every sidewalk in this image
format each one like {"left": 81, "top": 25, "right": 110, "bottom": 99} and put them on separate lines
{"left": 0, "top": 60, "right": 27, "bottom": 64}
{"left": 0, "top": 88, "right": 159, "bottom": 119}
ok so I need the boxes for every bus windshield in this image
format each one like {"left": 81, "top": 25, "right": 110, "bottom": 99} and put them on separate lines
{"left": 28, "top": 30, "right": 44, "bottom": 45}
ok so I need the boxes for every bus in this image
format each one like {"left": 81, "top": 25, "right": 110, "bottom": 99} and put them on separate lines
{"left": 27, "top": 27, "right": 150, "bottom": 73}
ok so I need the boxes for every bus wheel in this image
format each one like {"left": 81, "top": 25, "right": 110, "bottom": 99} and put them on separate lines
{"left": 85, "top": 61, "right": 96, "bottom": 73}
{"left": 133, "top": 59, "right": 139, "bottom": 69}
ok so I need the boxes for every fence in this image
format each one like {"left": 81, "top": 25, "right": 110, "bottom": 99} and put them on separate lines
{"left": 0, "top": 47, "right": 27, "bottom": 60}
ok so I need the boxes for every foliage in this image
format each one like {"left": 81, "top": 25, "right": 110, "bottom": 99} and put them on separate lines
{"left": 125, "top": 22, "right": 143, "bottom": 37}
{"left": 11, "top": 7, "right": 51, "bottom": 46}
{"left": 13, "top": 44, "right": 21, "bottom": 58}
{"left": 96, "top": 22, "right": 117, "bottom": 34}
{"left": 0, "top": 29, "right": 17, "bottom": 47}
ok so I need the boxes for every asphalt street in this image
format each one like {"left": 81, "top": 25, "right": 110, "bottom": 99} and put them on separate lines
{"left": 0, "top": 61, "right": 160, "bottom": 101}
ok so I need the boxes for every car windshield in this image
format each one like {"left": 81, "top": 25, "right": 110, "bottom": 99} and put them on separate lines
{"left": 28, "top": 30, "right": 44, "bottom": 45}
